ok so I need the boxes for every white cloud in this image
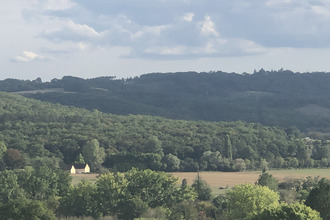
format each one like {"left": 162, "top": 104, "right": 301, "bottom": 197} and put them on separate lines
{"left": 4, "top": 0, "right": 330, "bottom": 81}
{"left": 199, "top": 16, "right": 219, "bottom": 37}
{"left": 40, "top": 20, "right": 107, "bottom": 42}
{"left": 183, "top": 12, "right": 194, "bottom": 22}
{"left": 12, "top": 51, "right": 45, "bottom": 63}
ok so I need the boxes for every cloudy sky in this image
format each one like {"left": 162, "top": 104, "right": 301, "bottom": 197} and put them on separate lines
{"left": 2, "top": 0, "right": 330, "bottom": 81}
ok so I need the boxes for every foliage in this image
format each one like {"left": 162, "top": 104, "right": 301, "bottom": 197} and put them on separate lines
{"left": 191, "top": 173, "right": 212, "bottom": 201}
{"left": 0, "top": 92, "right": 321, "bottom": 172}
{"left": 125, "top": 168, "right": 189, "bottom": 208}
{"left": 59, "top": 168, "right": 196, "bottom": 219}
{"left": 253, "top": 202, "right": 321, "bottom": 220}
{"left": 5, "top": 70, "right": 330, "bottom": 133}
{"left": 256, "top": 172, "right": 278, "bottom": 191}
{"left": 95, "top": 172, "right": 128, "bottom": 216}
{"left": 305, "top": 178, "right": 330, "bottom": 220}
{"left": 82, "top": 139, "right": 105, "bottom": 172}
{"left": 0, "top": 170, "right": 25, "bottom": 204}
{"left": 59, "top": 180, "right": 100, "bottom": 218}
{"left": 0, "top": 198, "right": 56, "bottom": 220}
{"left": 227, "top": 184, "right": 280, "bottom": 219}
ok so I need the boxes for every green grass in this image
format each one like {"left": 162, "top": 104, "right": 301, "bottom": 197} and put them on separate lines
{"left": 71, "top": 174, "right": 98, "bottom": 185}
{"left": 267, "top": 168, "right": 330, "bottom": 176}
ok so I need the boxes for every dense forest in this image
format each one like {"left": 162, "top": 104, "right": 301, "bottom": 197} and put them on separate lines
{"left": 0, "top": 71, "right": 330, "bottom": 219}
{"left": 0, "top": 92, "right": 329, "bottom": 173}
{"left": 2, "top": 70, "right": 330, "bottom": 133}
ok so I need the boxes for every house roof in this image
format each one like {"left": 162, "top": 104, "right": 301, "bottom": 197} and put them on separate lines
{"left": 73, "top": 164, "right": 88, "bottom": 169}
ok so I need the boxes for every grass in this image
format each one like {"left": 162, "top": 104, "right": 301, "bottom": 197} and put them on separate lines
{"left": 71, "top": 173, "right": 98, "bottom": 185}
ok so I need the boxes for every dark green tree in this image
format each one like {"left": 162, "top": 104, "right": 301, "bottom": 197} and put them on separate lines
{"left": 305, "top": 178, "right": 330, "bottom": 220}
{"left": 59, "top": 180, "right": 100, "bottom": 218}
{"left": 256, "top": 172, "right": 278, "bottom": 191}
{"left": 0, "top": 198, "right": 56, "bottom": 220}
{"left": 191, "top": 173, "right": 212, "bottom": 201}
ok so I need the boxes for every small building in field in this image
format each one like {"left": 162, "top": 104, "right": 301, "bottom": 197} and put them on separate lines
{"left": 70, "top": 164, "right": 90, "bottom": 174}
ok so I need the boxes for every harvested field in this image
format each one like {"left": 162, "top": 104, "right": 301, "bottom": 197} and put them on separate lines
{"left": 71, "top": 169, "right": 330, "bottom": 190}
{"left": 170, "top": 168, "right": 330, "bottom": 188}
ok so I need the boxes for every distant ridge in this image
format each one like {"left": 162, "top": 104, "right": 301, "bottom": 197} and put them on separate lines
{"left": 2, "top": 70, "right": 330, "bottom": 132}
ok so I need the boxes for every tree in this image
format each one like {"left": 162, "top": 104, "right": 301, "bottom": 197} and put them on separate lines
{"left": 95, "top": 172, "right": 128, "bottom": 216}
{"left": 163, "top": 153, "right": 181, "bottom": 171}
{"left": 116, "top": 197, "right": 148, "bottom": 220}
{"left": 3, "top": 148, "right": 24, "bottom": 169}
{"left": 0, "top": 170, "right": 25, "bottom": 204}
{"left": 177, "top": 179, "right": 197, "bottom": 203}
{"left": 232, "top": 158, "right": 247, "bottom": 171}
{"left": 225, "top": 134, "right": 232, "bottom": 160}
{"left": 144, "top": 135, "right": 164, "bottom": 156}
{"left": 82, "top": 139, "right": 106, "bottom": 171}
{"left": 0, "top": 198, "right": 56, "bottom": 220}
{"left": 17, "top": 166, "right": 71, "bottom": 200}
{"left": 191, "top": 173, "right": 212, "bottom": 201}
{"left": 74, "top": 153, "right": 85, "bottom": 164}
{"left": 59, "top": 180, "right": 100, "bottom": 218}
{"left": 256, "top": 172, "right": 278, "bottom": 191}
{"left": 227, "top": 184, "right": 280, "bottom": 219}
{"left": 125, "top": 168, "right": 181, "bottom": 208}
{"left": 305, "top": 178, "right": 330, "bottom": 220}
{"left": 0, "top": 141, "right": 7, "bottom": 157}
{"left": 253, "top": 202, "right": 321, "bottom": 220}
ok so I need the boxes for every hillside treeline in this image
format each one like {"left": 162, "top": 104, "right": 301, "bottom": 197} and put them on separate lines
{"left": 0, "top": 92, "right": 328, "bottom": 172}
{"left": 2, "top": 70, "right": 330, "bottom": 132}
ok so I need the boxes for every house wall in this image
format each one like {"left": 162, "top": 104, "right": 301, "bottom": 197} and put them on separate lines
{"left": 84, "top": 164, "right": 90, "bottom": 173}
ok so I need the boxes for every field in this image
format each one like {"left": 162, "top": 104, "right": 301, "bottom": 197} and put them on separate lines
{"left": 170, "top": 169, "right": 330, "bottom": 195}
{"left": 170, "top": 169, "right": 330, "bottom": 188}
{"left": 71, "top": 169, "right": 330, "bottom": 195}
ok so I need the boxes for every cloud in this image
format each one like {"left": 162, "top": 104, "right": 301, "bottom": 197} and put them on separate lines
{"left": 199, "top": 16, "right": 219, "bottom": 37}
{"left": 39, "top": 20, "right": 106, "bottom": 42}
{"left": 182, "top": 12, "right": 194, "bottom": 22}
{"left": 19, "top": 0, "right": 330, "bottom": 61}
{"left": 11, "top": 51, "right": 45, "bottom": 63}
{"left": 42, "top": 0, "right": 76, "bottom": 11}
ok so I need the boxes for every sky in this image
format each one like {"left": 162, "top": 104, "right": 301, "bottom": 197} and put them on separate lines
{"left": 2, "top": 0, "right": 330, "bottom": 81}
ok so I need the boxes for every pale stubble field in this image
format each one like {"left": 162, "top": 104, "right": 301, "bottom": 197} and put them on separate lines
{"left": 71, "top": 168, "right": 330, "bottom": 194}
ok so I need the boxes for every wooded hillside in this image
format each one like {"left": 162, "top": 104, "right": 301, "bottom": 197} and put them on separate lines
{"left": 0, "top": 92, "right": 328, "bottom": 172}
{"left": 2, "top": 70, "right": 330, "bottom": 133}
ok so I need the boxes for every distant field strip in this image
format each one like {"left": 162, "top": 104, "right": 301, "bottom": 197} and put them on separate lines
{"left": 71, "top": 169, "right": 330, "bottom": 187}
{"left": 170, "top": 169, "right": 330, "bottom": 188}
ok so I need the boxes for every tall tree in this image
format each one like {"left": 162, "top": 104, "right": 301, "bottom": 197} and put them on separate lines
{"left": 225, "top": 134, "right": 232, "bottom": 161}
{"left": 82, "top": 139, "right": 106, "bottom": 171}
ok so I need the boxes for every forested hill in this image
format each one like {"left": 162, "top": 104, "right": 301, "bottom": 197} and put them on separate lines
{"left": 2, "top": 70, "right": 330, "bottom": 132}
{"left": 1, "top": 92, "right": 328, "bottom": 172}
